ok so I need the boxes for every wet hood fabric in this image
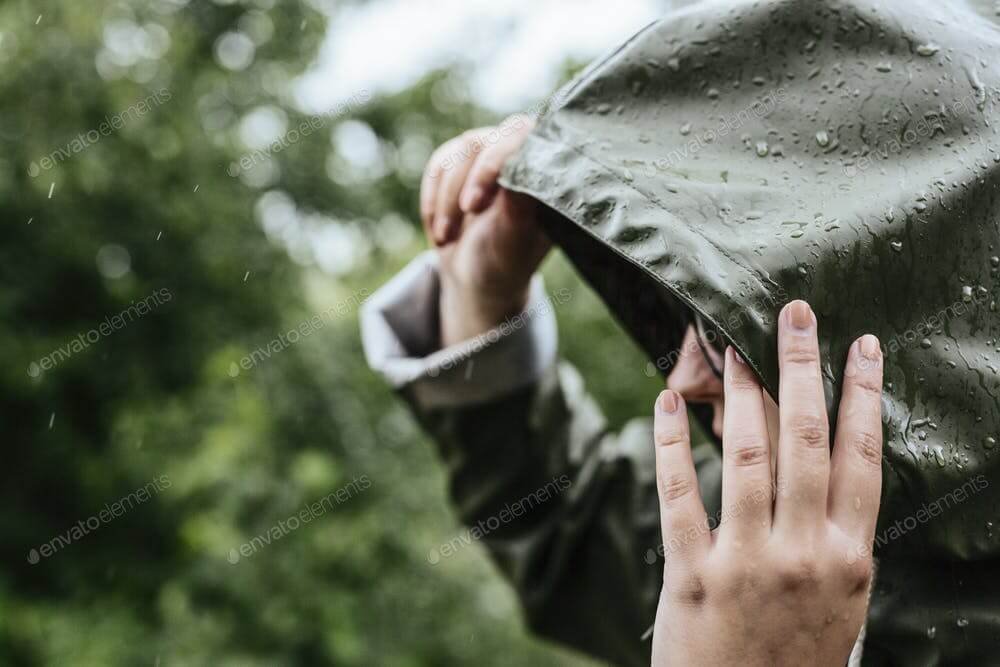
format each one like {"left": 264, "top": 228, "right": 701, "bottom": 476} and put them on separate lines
{"left": 501, "top": 0, "right": 1000, "bottom": 659}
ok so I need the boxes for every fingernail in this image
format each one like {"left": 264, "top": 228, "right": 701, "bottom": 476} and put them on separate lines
{"left": 460, "top": 186, "right": 484, "bottom": 212}
{"left": 659, "top": 390, "right": 679, "bottom": 414}
{"left": 787, "top": 300, "right": 814, "bottom": 331}
{"left": 859, "top": 334, "right": 881, "bottom": 360}
{"left": 727, "top": 346, "right": 746, "bottom": 365}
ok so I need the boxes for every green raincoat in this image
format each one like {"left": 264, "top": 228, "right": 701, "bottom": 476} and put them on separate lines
{"left": 402, "top": 0, "right": 1000, "bottom": 664}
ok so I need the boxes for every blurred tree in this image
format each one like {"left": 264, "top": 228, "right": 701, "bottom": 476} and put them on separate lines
{"left": 0, "top": 0, "right": 659, "bottom": 665}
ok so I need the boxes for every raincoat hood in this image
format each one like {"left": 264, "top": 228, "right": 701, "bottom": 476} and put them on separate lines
{"left": 501, "top": 0, "right": 1000, "bottom": 660}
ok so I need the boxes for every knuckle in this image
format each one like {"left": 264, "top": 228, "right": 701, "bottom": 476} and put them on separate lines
{"left": 775, "top": 553, "right": 822, "bottom": 592}
{"left": 665, "top": 569, "right": 708, "bottom": 605}
{"left": 782, "top": 341, "right": 820, "bottom": 367}
{"left": 727, "top": 370, "right": 760, "bottom": 392}
{"left": 789, "top": 413, "right": 829, "bottom": 450}
{"left": 851, "top": 374, "right": 884, "bottom": 397}
{"left": 461, "top": 130, "right": 486, "bottom": 152}
{"left": 726, "top": 435, "right": 769, "bottom": 468}
{"left": 654, "top": 428, "right": 687, "bottom": 449}
{"left": 657, "top": 471, "right": 695, "bottom": 504}
{"left": 842, "top": 554, "right": 874, "bottom": 595}
{"left": 849, "top": 430, "right": 883, "bottom": 467}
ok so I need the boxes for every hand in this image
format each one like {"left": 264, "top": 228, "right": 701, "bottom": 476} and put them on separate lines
{"left": 651, "top": 301, "right": 883, "bottom": 666}
{"left": 419, "top": 117, "right": 551, "bottom": 347}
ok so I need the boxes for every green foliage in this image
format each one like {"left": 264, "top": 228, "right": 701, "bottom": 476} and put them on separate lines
{"left": 0, "top": 0, "right": 658, "bottom": 665}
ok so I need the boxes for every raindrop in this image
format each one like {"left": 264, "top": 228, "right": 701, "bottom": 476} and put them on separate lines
{"left": 680, "top": 123, "right": 691, "bottom": 136}
{"left": 916, "top": 43, "right": 940, "bottom": 57}
{"left": 815, "top": 130, "right": 830, "bottom": 147}
{"left": 890, "top": 240, "right": 903, "bottom": 253}
{"left": 707, "top": 88, "right": 720, "bottom": 99}
{"left": 875, "top": 62, "right": 893, "bottom": 72}
{"left": 790, "top": 230, "right": 804, "bottom": 238}
{"left": 990, "top": 256, "right": 999, "bottom": 268}
{"left": 933, "top": 447, "right": 947, "bottom": 467}
{"left": 984, "top": 436, "right": 996, "bottom": 450}
{"left": 927, "top": 626, "right": 937, "bottom": 639}
{"left": 920, "top": 337, "right": 932, "bottom": 349}
{"left": 667, "top": 57, "right": 681, "bottom": 72}
{"left": 956, "top": 617, "right": 969, "bottom": 628}
{"left": 962, "top": 285, "right": 974, "bottom": 302}
{"left": 755, "top": 141, "right": 769, "bottom": 157}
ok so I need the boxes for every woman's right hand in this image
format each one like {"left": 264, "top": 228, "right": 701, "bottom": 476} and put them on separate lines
{"left": 419, "top": 118, "right": 551, "bottom": 346}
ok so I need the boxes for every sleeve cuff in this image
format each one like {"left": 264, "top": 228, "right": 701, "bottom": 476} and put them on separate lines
{"left": 360, "top": 251, "right": 559, "bottom": 410}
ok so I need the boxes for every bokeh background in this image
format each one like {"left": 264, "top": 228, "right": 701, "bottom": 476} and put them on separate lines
{"left": 3, "top": 0, "right": 678, "bottom": 664}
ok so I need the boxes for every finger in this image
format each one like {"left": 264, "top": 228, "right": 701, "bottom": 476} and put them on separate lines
{"left": 653, "top": 390, "right": 711, "bottom": 566}
{"left": 460, "top": 115, "right": 535, "bottom": 214}
{"left": 774, "top": 300, "right": 831, "bottom": 535}
{"left": 433, "top": 130, "right": 488, "bottom": 244}
{"left": 719, "top": 347, "right": 773, "bottom": 545}
{"left": 829, "top": 335, "right": 884, "bottom": 544}
{"left": 420, "top": 136, "right": 465, "bottom": 240}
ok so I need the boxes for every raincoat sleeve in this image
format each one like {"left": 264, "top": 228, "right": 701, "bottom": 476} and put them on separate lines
{"left": 360, "top": 252, "right": 723, "bottom": 667}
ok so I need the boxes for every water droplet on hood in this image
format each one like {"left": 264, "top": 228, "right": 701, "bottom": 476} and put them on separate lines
{"left": 756, "top": 141, "right": 769, "bottom": 157}
{"left": 875, "top": 62, "right": 893, "bottom": 72}
{"left": 815, "top": 130, "right": 830, "bottom": 147}
{"left": 916, "top": 43, "right": 941, "bottom": 57}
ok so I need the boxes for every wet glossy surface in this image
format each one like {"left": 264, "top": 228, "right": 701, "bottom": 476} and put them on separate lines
{"left": 502, "top": 0, "right": 1000, "bottom": 661}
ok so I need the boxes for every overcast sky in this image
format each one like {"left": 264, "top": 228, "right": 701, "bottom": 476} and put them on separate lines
{"left": 295, "top": 0, "right": 665, "bottom": 114}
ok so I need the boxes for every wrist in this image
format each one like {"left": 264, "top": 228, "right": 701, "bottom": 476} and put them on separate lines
{"left": 439, "top": 278, "right": 530, "bottom": 348}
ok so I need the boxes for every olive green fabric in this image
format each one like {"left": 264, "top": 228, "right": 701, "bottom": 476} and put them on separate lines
{"left": 403, "top": 363, "right": 722, "bottom": 667}
{"left": 490, "top": 0, "right": 1000, "bottom": 662}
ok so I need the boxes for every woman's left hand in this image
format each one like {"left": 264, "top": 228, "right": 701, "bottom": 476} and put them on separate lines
{"left": 651, "top": 300, "right": 883, "bottom": 666}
